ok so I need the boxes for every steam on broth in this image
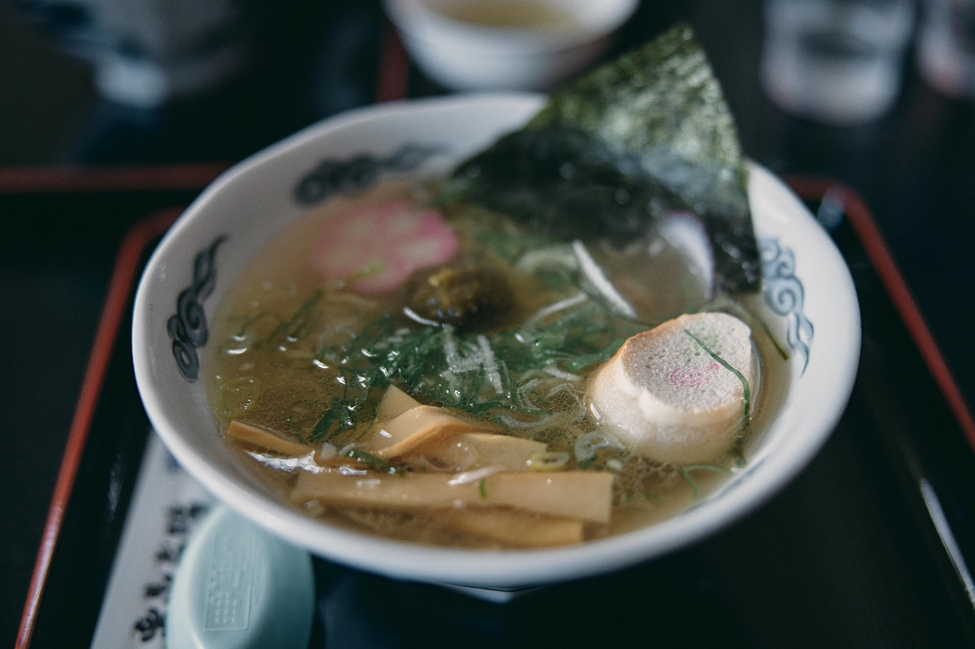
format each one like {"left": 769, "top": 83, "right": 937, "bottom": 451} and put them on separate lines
{"left": 204, "top": 180, "right": 785, "bottom": 549}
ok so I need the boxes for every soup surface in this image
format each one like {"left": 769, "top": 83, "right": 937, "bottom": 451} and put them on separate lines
{"left": 429, "top": 0, "right": 579, "bottom": 30}
{"left": 204, "top": 180, "right": 784, "bottom": 549}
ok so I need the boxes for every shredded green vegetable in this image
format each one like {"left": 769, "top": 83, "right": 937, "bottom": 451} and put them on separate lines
{"left": 304, "top": 295, "right": 646, "bottom": 444}
{"left": 344, "top": 447, "right": 398, "bottom": 474}
{"left": 680, "top": 464, "right": 730, "bottom": 499}
{"left": 683, "top": 328, "right": 751, "bottom": 427}
{"left": 472, "top": 227, "right": 562, "bottom": 266}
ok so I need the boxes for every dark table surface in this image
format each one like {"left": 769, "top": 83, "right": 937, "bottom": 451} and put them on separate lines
{"left": 4, "top": 1, "right": 975, "bottom": 647}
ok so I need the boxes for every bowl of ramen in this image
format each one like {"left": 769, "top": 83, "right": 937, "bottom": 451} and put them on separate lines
{"left": 383, "top": 0, "right": 639, "bottom": 91}
{"left": 133, "top": 28, "right": 860, "bottom": 593}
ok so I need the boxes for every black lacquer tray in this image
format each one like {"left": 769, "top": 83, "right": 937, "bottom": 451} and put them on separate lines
{"left": 13, "top": 174, "right": 975, "bottom": 648}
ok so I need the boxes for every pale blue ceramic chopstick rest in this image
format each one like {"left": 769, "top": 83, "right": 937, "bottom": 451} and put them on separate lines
{"left": 166, "top": 505, "right": 315, "bottom": 649}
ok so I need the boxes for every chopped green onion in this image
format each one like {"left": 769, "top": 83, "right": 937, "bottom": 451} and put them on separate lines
{"left": 527, "top": 451, "right": 570, "bottom": 471}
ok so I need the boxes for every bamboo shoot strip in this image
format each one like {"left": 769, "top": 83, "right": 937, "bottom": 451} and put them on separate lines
{"left": 374, "top": 384, "right": 422, "bottom": 422}
{"left": 404, "top": 432, "right": 547, "bottom": 472}
{"left": 434, "top": 509, "right": 585, "bottom": 547}
{"left": 367, "top": 405, "right": 501, "bottom": 458}
{"left": 291, "top": 471, "right": 614, "bottom": 523}
{"left": 365, "top": 386, "right": 545, "bottom": 470}
{"left": 226, "top": 420, "right": 314, "bottom": 457}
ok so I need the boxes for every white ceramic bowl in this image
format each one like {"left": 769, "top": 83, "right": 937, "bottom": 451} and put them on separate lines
{"left": 133, "top": 93, "right": 860, "bottom": 592}
{"left": 383, "top": 0, "right": 638, "bottom": 91}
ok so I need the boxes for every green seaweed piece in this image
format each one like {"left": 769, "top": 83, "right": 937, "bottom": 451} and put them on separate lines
{"left": 449, "top": 24, "right": 761, "bottom": 292}
{"left": 528, "top": 24, "right": 746, "bottom": 196}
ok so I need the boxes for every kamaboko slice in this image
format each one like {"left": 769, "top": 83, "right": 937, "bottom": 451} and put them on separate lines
{"left": 587, "top": 312, "right": 754, "bottom": 464}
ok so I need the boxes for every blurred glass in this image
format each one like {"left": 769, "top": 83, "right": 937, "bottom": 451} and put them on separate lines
{"left": 761, "top": 0, "right": 916, "bottom": 124}
{"left": 917, "top": 0, "right": 975, "bottom": 98}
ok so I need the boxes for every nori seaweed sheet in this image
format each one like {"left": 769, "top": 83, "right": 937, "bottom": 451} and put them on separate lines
{"left": 449, "top": 24, "right": 761, "bottom": 293}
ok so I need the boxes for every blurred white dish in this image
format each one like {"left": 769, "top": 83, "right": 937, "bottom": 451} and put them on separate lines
{"left": 383, "top": 0, "right": 638, "bottom": 91}
{"left": 132, "top": 93, "right": 860, "bottom": 593}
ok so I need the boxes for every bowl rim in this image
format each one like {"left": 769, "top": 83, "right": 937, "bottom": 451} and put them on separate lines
{"left": 133, "top": 93, "right": 861, "bottom": 590}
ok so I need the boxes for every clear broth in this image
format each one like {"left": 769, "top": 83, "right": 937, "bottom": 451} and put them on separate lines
{"left": 204, "top": 181, "right": 786, "bottom": 549}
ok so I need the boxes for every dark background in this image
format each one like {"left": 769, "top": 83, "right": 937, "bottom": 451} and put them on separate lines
{"left": 3, "top": 1, "right": 975, "bottom": 646}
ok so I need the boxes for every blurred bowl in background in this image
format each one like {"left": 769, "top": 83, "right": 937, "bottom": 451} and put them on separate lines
{"left": 383, "top": 0, "right": 638, "bottom": 91}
